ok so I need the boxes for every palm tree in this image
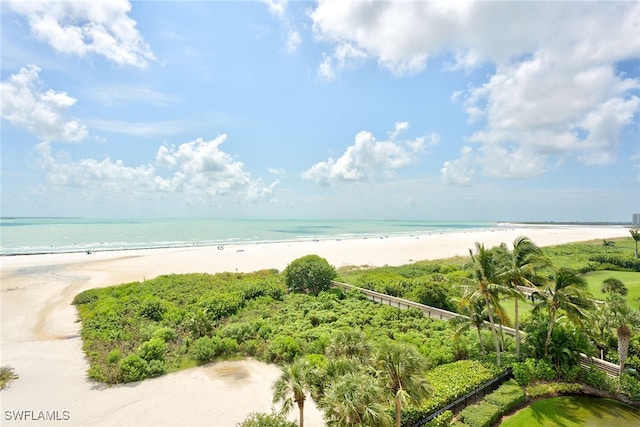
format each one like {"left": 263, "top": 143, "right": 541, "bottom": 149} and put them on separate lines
{"left": 531, "top": 267, "right": 594, "bottom": 357}
{"left": 460, "top": 242, "right": 511, "bottom": 367}
{"left": 326, "top": 330, "right": 370, "bottom": 362}
{"left": 601, "top": 277, "right": 628, "bottom": 296}
{"left": 452, "top": 292, "right": 488, "bottom": 356}
{"left": 608, "top": 294, "right": 640, "bottom": 372}
{"left": 373, "top": 341, "right": 431, "bottom": 427}
{"left": 630, "top": 229, "right": 640, "bottom": 258}
{"left": 320, "top": 371, "right": 393, "bottom": 427}
{"left": 602, "top": 239, "right": 616, "bottom": 254}
{"left": 498, "top": 236, "right": 549, "bottom": 360}
{"left": 273, "top": 359, "right": 314, "bottom": 427}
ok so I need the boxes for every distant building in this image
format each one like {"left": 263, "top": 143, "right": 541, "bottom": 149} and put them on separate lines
{"left": 634, "top": 213, "right": 640, "bottom": 226}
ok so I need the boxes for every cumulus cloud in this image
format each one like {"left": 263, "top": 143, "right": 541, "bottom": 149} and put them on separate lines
{"left": 303, "top": 122, "right": 425, "bottom": 185}
{"left": 36, "top": 135, "right": 278, "bottom": 203}
{"left": 308, "top": 1, "right": 640, "bottom": 181}
{"left": 7, "top": 0, "right": 155, "bottom": 68}
{"left": 0, "top": 64, "right": 88, "bottom": 142}
{"left": 441, "top": 146, "right": 475, "bottom": 186}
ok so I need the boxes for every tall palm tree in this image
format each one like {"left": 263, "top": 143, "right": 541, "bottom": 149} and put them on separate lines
{"left": 531, "top": 267, "right": 594, "bottom": 357}
{"left": 320, "top": 371, "right": 393, "bottom": 427}
{"left": 630, "top": 229, "right": 640, "bottom": 258}
{"left": 452, "top": 292, "right": 488, "bottom": 355}
{"left": 498, "top": 237, "right": 550, "bottom": 360}
{"left": 608, "top": 294, "right": 640, "bottom": 373}
{"left": 273, "top": 359, "right": 314, "bottom": 427}
{"left": 460, "top": 242, "right": 511, "bottom": 367}
{"left": 373, "top": 341, "right": 431, "bottom": 427}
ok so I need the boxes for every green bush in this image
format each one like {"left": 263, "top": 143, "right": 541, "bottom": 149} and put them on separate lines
{"left": 424, "top": 410, "right": 453, "bottom": 427}
{"left": 190, "top": 336, "right": 222, "bottom": 364}
{"left": 618, "top": 373, "right": 640, "bottom": 400}
{"left": 137, "top": 338, "right": 167, "bottom": 361}
{"left": 484, "top": 380, "right": 525, "bottom": 412}
{"left": 458, "top": 401, "right": 501, "bottom": 427}
{"left": 283, "top": 255, "right": 336, "bottom": 295}
{"left": 152, "top": 327, "right": 176, "bottom": 342}
{"left": 268, "top": 335, "right": 301, "bottom": 363}
{"left": 148, "top": 359, "right": 166, "bottom": 377}
{"left": 512, "top": 358, "right": 555, "bottom": 386}
{"left": 139, "top": 298, "right": 167, "bottom": 321}
{"left": 526, "top": 382, "right": 582, "bottom": 398}
{"left": 236, "top": 412, "right": 296, "bottom": 427}
{"left": 119, "top": 354, "right": 149, "bottom": 382}
{"left": 106, "top": 349, "right": 121, "bottom": 364}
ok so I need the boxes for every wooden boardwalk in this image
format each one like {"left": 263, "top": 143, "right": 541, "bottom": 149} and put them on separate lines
{"left": 331, "top": 280, "right": 620, "bottom": 377}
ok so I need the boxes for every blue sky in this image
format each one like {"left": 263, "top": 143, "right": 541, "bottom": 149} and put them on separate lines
{"left": 1, "top": 1, "right": 639, "bottom": 221}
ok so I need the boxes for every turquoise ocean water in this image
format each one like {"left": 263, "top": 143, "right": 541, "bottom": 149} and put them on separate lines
{"left": 0, "top": 218, "right": 495, "bottom": 256}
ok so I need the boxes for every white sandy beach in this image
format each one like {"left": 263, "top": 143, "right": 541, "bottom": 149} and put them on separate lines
{"left": 0, "top": 224, "right": 631, "bottom": 426}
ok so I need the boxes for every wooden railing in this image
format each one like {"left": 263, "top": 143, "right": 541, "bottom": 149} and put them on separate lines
{"left": 331, "top": 280, "right": 620, "bottom": 377}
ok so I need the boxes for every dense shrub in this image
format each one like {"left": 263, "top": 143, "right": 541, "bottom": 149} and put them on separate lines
{"left": 152, "top": 327, "right": 176, "bottom": 342}
{"left": 526, "top": 382, "right": 582, "bottom": 398}
{"left": 268, "top": 335, "right": 301, "bottom": 363}
{"left": 236, "top": 412, "right": 296, "bottom": 427}
{"left": 190, "top": 336, "right": 222, "bottom": 364}
{"left": 589, "top": 255, "right": 640, "bottom": 272}
{"left": 137, "top": 338, "right": 167, "bottom": 361}
{"left": 458, "top": 401, "right": 501, "bottom": 427}
{"left": 148, "top": 359, "right": 166, "bottom": 377}
{"left": 284, "top": 255, "right": 336, "bottom": 295}
{"left": 139, "top": 298, "right": 167, "bottom": 321}
{"left": 119, "top": 354, "right": 148, "bottom": 382}
{"left": 484, "top": 379, "right": 525, "bottom": 412}
{"left": 618, "top": 373, "right": 640, "bottom": 400}
{"left": 424, "top": 410, "right": 453, "bottom": 427}
{"left": 512, "top": 358, "right": 556, "bottom": 386}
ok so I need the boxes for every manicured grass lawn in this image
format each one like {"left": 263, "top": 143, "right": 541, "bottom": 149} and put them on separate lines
{"left": 498, "top": 270, "right": 640, "bottom": 326}
{"left": 500, "top": 396, "right": 640, "bottom": 427}
{"left": 583, "top": 270, "right": 640, "bottom": 305}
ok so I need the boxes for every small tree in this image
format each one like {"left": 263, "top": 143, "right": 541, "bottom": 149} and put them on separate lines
{"left": 602, "top": 240, "right": 616, "bottom": 254}
{"left": 630, "top": 229, "right": 640, "bottom": 259}
{"left": 283, "top": 255, "right": 336, "bottom": 296}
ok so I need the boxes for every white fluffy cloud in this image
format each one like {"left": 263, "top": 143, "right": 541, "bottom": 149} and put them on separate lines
{"left": 441, "top": 146, "right": 474, "bottom": 186}
{"left": 303, "top": 122, "right": 426, "bottom": 185}
{"left": 7, "top": 0, "right": 155, "bottom": 68}
{"left": 36, "top": 135, "right": 278, "bottom": 203}
{"left": 0, "top": 64, "right": 88, "bottom": 142}
{"left": 309, "top": 1, "right": 640, "bottom": 181}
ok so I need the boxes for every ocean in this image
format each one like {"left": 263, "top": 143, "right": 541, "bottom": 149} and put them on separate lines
{"left": 0, "top": 218, "right": 496, "bottom": 256}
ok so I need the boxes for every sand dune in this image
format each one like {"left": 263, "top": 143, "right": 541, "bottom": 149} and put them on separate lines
{"left": 0, "top": 224, "right": 630, "bottom": 426}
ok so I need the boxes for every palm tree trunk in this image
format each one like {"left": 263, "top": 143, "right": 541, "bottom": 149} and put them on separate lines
{"left": 544, "top": 310, "right": 556, "bottom": 357}
{"left": 298, "top": 401, "right": 304, "bottom": 427}
{"left": 476, "top": 325, "right": 486, "bottom": 355}
{"left": 515, "top": 297, "right": 520, "bottom": 361}
{"left": 395, "top": 397, "right": 402, "bottom": 427}
{"left": 618, "top": 326, "right": 631, "bottom": 373}
{"left": 486, "top": 300, "right": 501, "bottom": 367}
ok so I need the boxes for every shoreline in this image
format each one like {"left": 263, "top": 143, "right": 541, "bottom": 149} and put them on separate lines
{"left": 0, "top": 222, "right": 629, "bottom": 257}
{"left": 0, "top": 224, "right": 632, "bottom": 426}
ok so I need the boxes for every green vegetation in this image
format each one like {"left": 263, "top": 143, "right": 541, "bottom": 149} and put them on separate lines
{"left": 72, "top": 236, "right": 640, "bottom": 425}
{"left": 237, "top": 412, "right": 296, "bottom": 427}
{"left": 456, "top": 380, "right": 525, "bottom": 427}
{"left": 500, "top": 396, "right": 640, "bottom": 427}
{"left": 0, "top": 365, "right": 18, "bottom": 390}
